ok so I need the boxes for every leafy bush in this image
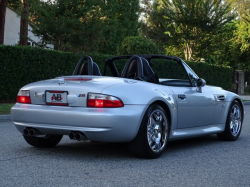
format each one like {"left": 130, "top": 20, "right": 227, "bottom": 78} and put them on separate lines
{"left": 117, "top": 36, "right": 161, "bottom": 55}
{"left": 0, "top": 45, "right": 232, "bottom": 102}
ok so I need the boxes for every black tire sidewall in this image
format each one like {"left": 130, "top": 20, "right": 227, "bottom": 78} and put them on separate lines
{"left": 131, "top": 104, "right": 169, "bottom": 158}
{"left": 218, "top": 100, "right": 243, "bottom": 141}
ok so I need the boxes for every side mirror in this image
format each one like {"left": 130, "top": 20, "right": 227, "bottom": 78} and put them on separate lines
{"left": 196, "top": 78, "right": 206, "bottom": 93}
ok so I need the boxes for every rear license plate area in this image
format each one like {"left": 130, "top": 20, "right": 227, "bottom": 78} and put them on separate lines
{"left": 45, "top": 91, "right": 68, "bottom": 106}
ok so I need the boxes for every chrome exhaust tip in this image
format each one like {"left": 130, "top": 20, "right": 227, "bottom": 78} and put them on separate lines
{"left": 23, "top": 128, "right": 29, "bottom": 136}
{"left": 75, "top": 133, "right": 81, "bottom": 141}
{"left": 69, "top": 132, "right": 75, "bottom": 140}
{"left": 28, "top": 129, "right": 35, "bottom": 136}
{"left": 69, "top": 131, "right": 88, "bottom": 141}
{"left": 23, "top": 128, "right": 43, "bottom": 136}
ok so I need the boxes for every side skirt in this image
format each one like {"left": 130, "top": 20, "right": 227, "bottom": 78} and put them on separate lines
{"left": 169, "top": 124, "right": 225, "bottom": 141}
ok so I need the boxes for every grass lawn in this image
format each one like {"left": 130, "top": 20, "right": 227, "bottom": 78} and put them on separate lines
{"left": 0, "top": 103, "right": 15, "bottom": 115}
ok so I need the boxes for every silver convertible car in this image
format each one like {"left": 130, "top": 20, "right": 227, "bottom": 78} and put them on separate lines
{"left": 11, "top": 55, "right": 244, "bottom": 159}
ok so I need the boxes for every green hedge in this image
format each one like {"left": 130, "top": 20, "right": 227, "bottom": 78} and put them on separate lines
{"left": 0, "top": 45, "right": 233, "bottom": 102}
{"left": 185, "top": 61, "right": 233, "bottom": 90}
{"left": 0, "top": 45, "right": 110, "bottom": 102}
{"left": 111, "top": 59, "right": 233, "bottom": 90}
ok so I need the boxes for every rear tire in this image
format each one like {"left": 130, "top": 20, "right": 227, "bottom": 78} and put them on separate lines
{"left": 128, "top": 104, "right": 169, "bottom": 159}
{"left": 217, "top": 100, "right": 243, "bottom": 141}
{"left": 23, "top": 135, "right": 63, "bottom": 148}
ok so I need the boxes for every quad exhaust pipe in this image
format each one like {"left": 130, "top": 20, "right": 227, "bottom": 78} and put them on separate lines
{"left": 23, "top": 128, "right": 43, "bottom": 136}
{"left": 69, "top": 132, "right": 88, "bottom": 141}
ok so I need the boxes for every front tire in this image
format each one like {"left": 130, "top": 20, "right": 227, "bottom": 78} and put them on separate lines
{"left": 128, "top": 104, "right": 169, "bottom": 159}
{"left": 217, "top": 100, "right": 243, "bottom": 141}
{"left": 23, "top": 134, "right": 63, "bottom": 148}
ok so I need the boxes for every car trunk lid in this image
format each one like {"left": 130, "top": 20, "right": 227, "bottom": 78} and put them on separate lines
{"left": 22, "top": 76, "right": 123, "bottom": 107}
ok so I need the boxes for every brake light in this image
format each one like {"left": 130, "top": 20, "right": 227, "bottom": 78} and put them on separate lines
{"left": 87, "top": 93, "right": 124, "bottom": 108}
{"left": 16, "top": 90, "right": 31, "bottom": 104}
{"left": 65, "top": 78, "right": 92, "bottom": 81}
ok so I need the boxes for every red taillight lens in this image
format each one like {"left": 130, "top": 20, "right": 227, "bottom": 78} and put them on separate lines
{"left": 87, "top": 93, "right": 124, "bottom": 108}
{"left": 16, "top": 90, "right": 31, "bottom": 104}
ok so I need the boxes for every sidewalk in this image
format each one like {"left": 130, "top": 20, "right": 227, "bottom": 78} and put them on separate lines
{"left": 239, "top": 95, "right": 250, "bottom": 101}
{"left": 1, "top": 96, "right": 250, "bottom": 121}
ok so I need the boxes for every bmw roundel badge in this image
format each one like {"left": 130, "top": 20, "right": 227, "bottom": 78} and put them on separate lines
{"left": 58, "top": 81, "right": 66, "bottom": 85}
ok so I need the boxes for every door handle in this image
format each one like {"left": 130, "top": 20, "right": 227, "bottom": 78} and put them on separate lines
{"left": 178, "top": 94, "right": 186, "bottom": 99}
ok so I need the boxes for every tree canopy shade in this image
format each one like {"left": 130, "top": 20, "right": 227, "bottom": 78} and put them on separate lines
{"left": 100, "top": 0, "right": 139, "bottom": 54}
{"left": 7, "top": 0, "right": 20, "bottom": 11}
{"left": 228, "top": 0, "right": 250, "bottom": 53}
{"left": 30, "top": 0, "right": 104, "bottom": 51}
{"left": 29, "top": 0, "right": 139, "bottom": 54}
{"left": 142, "top": 0, "right": 235, "bottom": 60}
{"left": 117, "top": 36, "right": 160, "bottom": 55}
{"left": 217, "top": 0, "right": 250, "bottom": 71}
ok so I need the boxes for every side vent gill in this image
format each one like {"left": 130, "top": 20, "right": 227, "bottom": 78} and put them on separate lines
{"left": 215, "top": 95, "right": 226, "bottom": 101}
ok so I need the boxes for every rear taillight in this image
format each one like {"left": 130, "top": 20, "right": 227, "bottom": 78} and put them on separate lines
{"left": 87, "top": 93, "right": 124, "bottom": 108}
{"left": 16, "top": 90, "right": 31, "bottom": 104}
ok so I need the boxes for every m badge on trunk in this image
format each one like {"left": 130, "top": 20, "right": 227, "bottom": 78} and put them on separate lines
{"left": 78, "top": 94, "right": 85, "bottom": 97}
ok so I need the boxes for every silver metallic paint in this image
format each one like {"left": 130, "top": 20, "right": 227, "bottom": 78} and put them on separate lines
{"left": 12, "top": 103, "right": 146, "bottom": 142}
{"left": 11, "top": 75, "right": 244, "bottom": 142}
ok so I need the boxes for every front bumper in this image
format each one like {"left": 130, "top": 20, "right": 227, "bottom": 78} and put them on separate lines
{"left": 11, "top": 103, "right": 146, "bottom": 142}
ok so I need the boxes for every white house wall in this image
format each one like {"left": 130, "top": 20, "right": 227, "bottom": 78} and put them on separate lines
{"left": 4, "top": 7, "right": 20, "bottom": 45}
{"left": 4, "top": 7, "right": 53, "bottom": 49}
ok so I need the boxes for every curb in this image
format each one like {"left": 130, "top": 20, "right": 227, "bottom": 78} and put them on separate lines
{"left": 0, "top": 115, "right": 11, "bottom": 121}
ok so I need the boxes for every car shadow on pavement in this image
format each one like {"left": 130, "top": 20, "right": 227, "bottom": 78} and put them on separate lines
{"left": 26, "top": 134, "right": 223, "bottom": 159}
{"left": 35, "top": 140, "right": 132, "bottom": 159}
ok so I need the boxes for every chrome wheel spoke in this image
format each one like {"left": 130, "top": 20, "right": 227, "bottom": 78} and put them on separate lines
{"left": 229, "top": 105, "right": 242, "bottom": 136}
{"left": 153, "top": 113, "right": 160, "bottom": 121}
{"left": 147, "top": 109, "right": 168, "bottom": 152}
{"left": 230, "top": 121, "right": 234, "bottom": 129}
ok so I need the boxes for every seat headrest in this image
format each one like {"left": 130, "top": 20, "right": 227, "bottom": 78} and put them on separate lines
{"left": 81, "top": 62, "right": 101, "bottom": 76}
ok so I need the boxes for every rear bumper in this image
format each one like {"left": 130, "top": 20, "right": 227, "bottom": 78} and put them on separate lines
{"left": 11, "top": 103, "right": 146, "bottom": 142}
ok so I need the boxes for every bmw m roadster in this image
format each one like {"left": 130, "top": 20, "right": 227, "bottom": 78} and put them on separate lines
{"left": 11, "top": 55, "right": 244, "bottom": 158}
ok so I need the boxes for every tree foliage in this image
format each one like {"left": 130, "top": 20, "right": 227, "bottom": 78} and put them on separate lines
{"left": 140, "top": 1, "right": 169, "bottom": 51}
{"left": 7, "top": 0, "right": 20, "bottom": 11}
{"left": 100, "top": 0, "right": 139, "bottom": 54}
{"left": 231, "top": 0, "right": 250, "bottom": 53}
{"left": 219, "top": 0, "right": 250, "bottom": 70}
{"left": 117, "top": 36, "right": 160, "bottom": 55}
{"left": 142, "top": 0, "right": 235, "bottom": 60}
{"left": 29, "top": 0, "right": 139, "bottom": 54}
{"left": 30, "top": 0, "right": 104, "bottom": 51}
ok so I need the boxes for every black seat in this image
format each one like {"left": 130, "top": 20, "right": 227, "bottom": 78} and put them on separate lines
{"left": 141, "top": 58, "right": 159, "bottom": 84}
{"left": 126, "top": 60, "right": 139, "bottom": 79}
{"left": 121, "top": 55, "right": 159, "bottom": 84}
{"left": 73, "top": 56, "right": 101, "bottom": 76}
{"left": 93, "top": 63, "right": 102, "bottom": 76}
{"left": 81, "top": 62, "right": 102, "bottom": 76}
{"left": 121, "top": 56, "right": 144, "bottom": 80}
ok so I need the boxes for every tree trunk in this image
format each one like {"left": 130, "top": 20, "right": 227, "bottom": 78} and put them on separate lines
{"left": 184, "top": 42, "right": 192, "bottom": 61}
{"left": 0, "top": 0, "right": 7, "bottom": 44}
{"left": 20, "top": 0, "right": 29, "bottom": 46}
